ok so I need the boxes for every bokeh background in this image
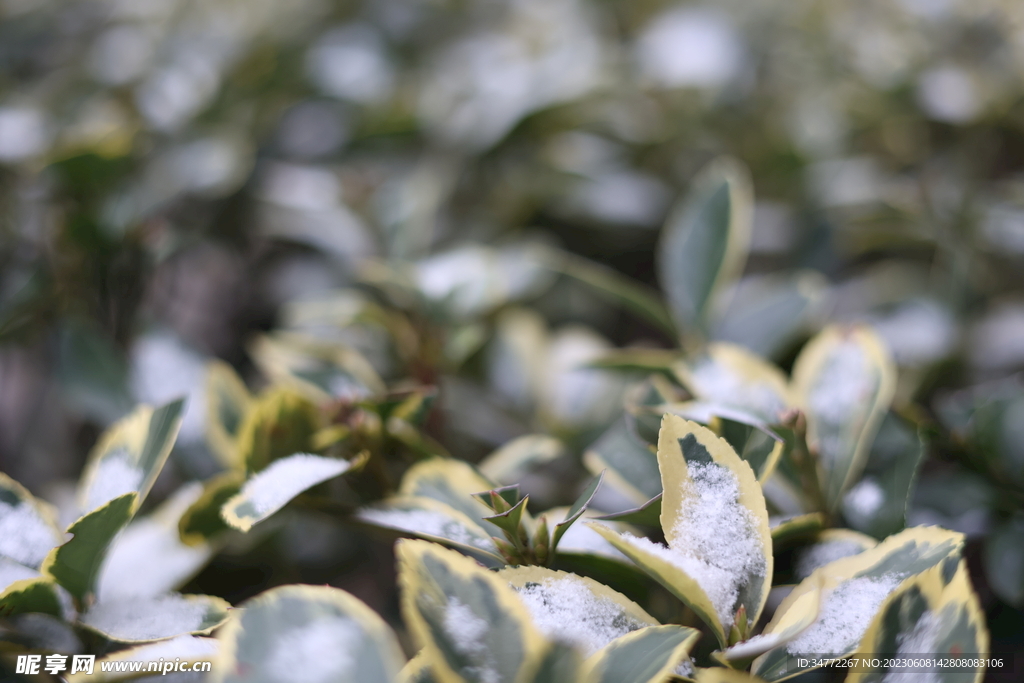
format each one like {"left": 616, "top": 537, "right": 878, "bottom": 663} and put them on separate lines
{"left": 2, "top": 0, "right": 1024, "bottom": 675}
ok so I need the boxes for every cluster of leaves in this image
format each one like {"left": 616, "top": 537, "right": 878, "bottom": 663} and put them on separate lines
{"left": 2, "top": 156, "right": 995, "bottom": 683}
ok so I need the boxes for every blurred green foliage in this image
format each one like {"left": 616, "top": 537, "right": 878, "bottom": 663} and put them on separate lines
{"left": 2, "top": 0, "right": 1024, "bottom": 677}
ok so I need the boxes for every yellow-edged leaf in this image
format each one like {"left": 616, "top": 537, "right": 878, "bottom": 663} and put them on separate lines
{"left": 77, "top": 400, "right": 184, "bottom": 515}
{"left": 848, "top": 560, "right": 988, "bottom": 683}
{"left": 674, "top": 343, "right": 792, "bottom": 424}
{"left": 205, "top": 360, "right": 252, "bottom": 470}
{"left": 397, "top": 539, "right": 546, "bottom": 683}
{"left": 752, "top": 526, "right": 964, "bottom": 681}
{"left": 212, "top": 584, "right": 404, "bottom": 683}
{"left": 0, "top": 473, "right": 63, "bottom": 568}
{"left": 792, "top": 325, "right": 896, "bottom": 510}
{"left": 498, "top": 566, "right": 659, "bottom": 657}
{"left": 581, "top": 624, "right": 700, "bottom": 683}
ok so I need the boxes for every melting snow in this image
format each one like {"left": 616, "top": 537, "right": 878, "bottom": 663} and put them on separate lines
{"left": 358, "top": 508, "right": 495, "bottom": 550}
{"left": 796, "top": 540, "right": 866, "bottom": 579}
{"left": 513, "top": 576, "right": 644, "bottom": 655}
{"left": 444, "top": 597, "right": 498, "bottom": 683}
{"left": 0, "top": 500, "right": 61, "bottom": 567}
{"left": 618, "top": 461, "right": 766, "bottom": 628}
{"left": 83, "top": 453, "right": 144, "bottom": 513}
{"left": 786, "top": 575, "right": 903, "bottom": 655}
{"left": 266, "top": 616, "right": 361, "bottom": 683}
{"left": 83, "top": 594, "right": 211, "bottom": 641}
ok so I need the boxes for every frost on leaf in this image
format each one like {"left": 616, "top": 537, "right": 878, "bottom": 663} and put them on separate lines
{"left": 443, "top": 596, "right": 500, "bottom": 683}
{"left": 513, "top": 575, "right": 645, "bottom": 655}
{"left": 621, "top": 458, "right": 766, "bottom": 628}
{"left": 266, "top": 616, "right": 362, "bottom": 683}
{"left": 786, "top": 575, "right": 903, "bottom": 656}
{"left": 0, "top": 499, "right": 61, "bottom": 568}
{"left": 82, "top": 594, "right": 221, "bottom": 641}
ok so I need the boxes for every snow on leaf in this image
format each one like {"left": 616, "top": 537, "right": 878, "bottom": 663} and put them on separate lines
{"left": 786, "top": 575, "right": 904, "bottom": 656}
{"left": 266, "top": 616, "right": 362, "bottom": 683}
{"left": 513, "top": 575, "right": 648, "bottom": 656}
{"left": 0, "top": 496, "right": 62, "bottom": 568}
{"left": 82, "top": 593, "right": 229, "bottom": 642}
{"left": 97, "top": 484, "right": 213, "bottom": 601}
{"left": 221, "top": 454, "right": 353, "bottom": 532}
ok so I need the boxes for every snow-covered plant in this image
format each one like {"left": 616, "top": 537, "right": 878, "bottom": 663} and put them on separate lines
{"left": 0, "top": 400, "right": 232, "bottom": 646}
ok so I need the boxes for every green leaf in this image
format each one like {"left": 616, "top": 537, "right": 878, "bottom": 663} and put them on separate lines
{"left": 590, "top": 417, "right": 773, "bottom": 648}
{"left": 400, "top": 459, "right": 506, "bottom": 537}
{"left": 657, "top": 157, "right": 753, "bottom": 339}
{"left": 583, "top": 418, "right": 660, "bottom": 506}
{"left": 355, "top": 496, "right": 504, "bottom": 566}
{"left": 474, "top": 485, "right": 521, "bottom": 510}
{"left": 593, "top": 494, "right": 662, "bottom": 528}
{"left": 41, "top": 492, "right": 137, "bottom": 603}
{"left": 478, "top": 435, "right": 566, "bottom": 486}
{"left": 752, "top": 526, "right": 965, "bottom": 681}
{"left": 0, "top": 576, "right": 65, "bottom": 618}
{"left": 848, "top": 560, "right": 988, "bottom": 683}
{"left": 984, "top": 514, "right": 1024, "bottom": 607}
{"left": 673, "top": 343, "right": 792, "bottom": 425}
{"left": 716, "top": 418, "right": 783, "bottom": 484}
{"left": 483, "top": 495, "right": 530, "bottom": 539}
{"left": 709, "top": 270, "right": 827, "bottom": 361}
{"left": 587, "top": 349, "right": 682, "bottom": 374}
{"left": 792, "top": 325, "right": 896, "bottom": 511}
{"left": 56, "top": 319, "right": 133, "bottom": 424}
{"left": 552, "top": 472, "right": 604, "bottom": 550}
{"left": 397, "top": 539, "right": 546, "bottom": 683}
{"left": 544, "top": 249, "right": 677, "bottom": 337}
{"left": 0, "top": 473, "right": 63, "bottom": 568}
{"left": 582, "top": 625, "right": 700, "bottom": 683}
{"left": 205, "top": 360, "right": 252, "bottom": 471}
{"left": 97, "top": 483, "right": 214, "bottom": 601}
{"left": 81, "top": 593, "right": 230, "bottom": 642}
{"left": 249, "top": 332, "right": 385, "bottom": 404}
{"left": 221, "top": 454, "right": 357, "bottom": 532}
{"left": 768, "top": 513, "right": 826, "bottom": 547}
{"left": 842, "top": 414, "right": 926, "bottom": 540}
{"left": 531, "top": 642, "right": 582, "bottom": 683}
{"left": 235, "top": 387, "right": 322, "bottom": 474}
{"left": 77, "top": 400, "right": 185, "bottom": 514}
{"left": 178, "top": 472, "right": 245, "bottom": 546}
{"left": 212, "top": 584, "right": 405, "bottom": 683}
